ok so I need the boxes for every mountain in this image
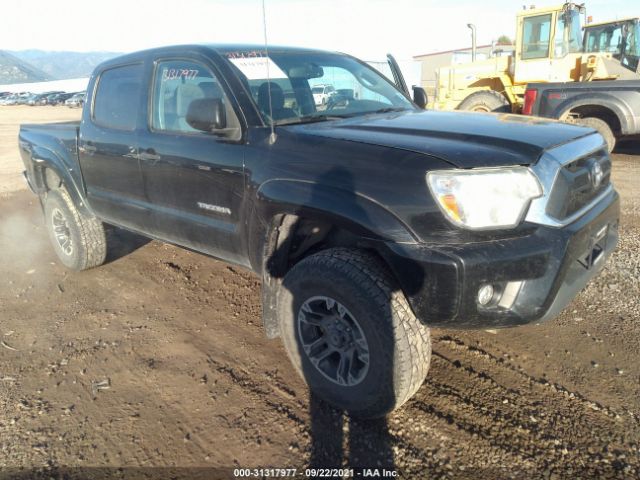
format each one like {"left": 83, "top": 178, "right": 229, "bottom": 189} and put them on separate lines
{"left": 8, "top": 50, "right": 121, "bottom": 80}
{"left": 0, "top": 51, "right": 52, "bottom": 84}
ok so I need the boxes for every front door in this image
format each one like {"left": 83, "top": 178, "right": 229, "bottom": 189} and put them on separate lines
{"left": 139, "top": 57, "right": 247, "bottom": 266}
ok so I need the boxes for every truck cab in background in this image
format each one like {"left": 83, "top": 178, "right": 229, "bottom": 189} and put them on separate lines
{"left": 583, "top": 17, "right": 640, "bottom": 74}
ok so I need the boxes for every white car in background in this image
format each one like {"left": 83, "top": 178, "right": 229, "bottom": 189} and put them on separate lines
{"left": 65, "top": 92, "right": 86, "bottom": 108}
{"left": 312, "top": 84, "right": 335, "bottom": 106}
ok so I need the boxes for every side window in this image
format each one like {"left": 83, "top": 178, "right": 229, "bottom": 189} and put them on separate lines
{"left": 522, "top": 14, "right": 552, "bottom": 60}
{"left": 152, "top": 59, "right": 240, "bottom": 139}
{"left": 607, "top": 28, "right": 623, "bottom": 54}
{"left": 93, "top": 63, "right": 143, "bottom": 130}
{"left": 554, "top": 11, "right": 582, "bottom": 58}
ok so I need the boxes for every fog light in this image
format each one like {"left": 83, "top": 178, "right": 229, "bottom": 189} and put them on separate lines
{"left": 477, "top": 284, "right": 494, "bottom": 306}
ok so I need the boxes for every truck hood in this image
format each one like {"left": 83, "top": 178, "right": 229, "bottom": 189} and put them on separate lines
{"left": 288, "top": 109, "right": 594, "bottom": 168}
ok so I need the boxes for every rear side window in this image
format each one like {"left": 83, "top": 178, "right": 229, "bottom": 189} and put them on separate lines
{"left": 93, "top": 64, "right": 143, "bottom": 130}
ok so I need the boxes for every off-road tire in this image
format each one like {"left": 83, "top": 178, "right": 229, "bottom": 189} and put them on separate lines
{"left": 44, "top": 188, "right": 107, "bottom": 271}
{"left": 458, "top": 90, "right": 511, "bottom": 113}
{"left": 574, "top": 117, "right": 616, "bottom": 153}
{"left": 277, "top": 247, "right": 431, "bottom": 418}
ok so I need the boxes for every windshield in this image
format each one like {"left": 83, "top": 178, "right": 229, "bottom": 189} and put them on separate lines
{"left": 584, "top": 19, "right": 640, "bottom": 71}
{"left": 554, "top": 9, "right": 583, "bottom": 57}
{"left": 585, "top": 20, "right": 639, "bottom": 55}
{"left": 223, "top": 50, "right": 414, "bottom": 125}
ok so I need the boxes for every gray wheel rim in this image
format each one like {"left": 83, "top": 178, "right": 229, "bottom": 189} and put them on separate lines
{"left": 297, "top": 296, "right": 370, "bottom": 387}
{"left": 51, "top": 207, "right": 73, "bottom": 256}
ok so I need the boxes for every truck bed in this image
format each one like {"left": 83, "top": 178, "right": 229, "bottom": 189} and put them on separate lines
{"left": 19, "top": 121, "right": 82, "bottom": 195}
{"left": 526, "top": 80, "right": 640, "bottom": 136}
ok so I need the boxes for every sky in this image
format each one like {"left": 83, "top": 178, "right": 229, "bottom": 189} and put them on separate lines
{"left": 1, "top": 0, "right": 638, "bottom": 61}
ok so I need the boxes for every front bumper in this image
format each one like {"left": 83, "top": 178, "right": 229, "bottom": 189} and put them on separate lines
{"left": 380, "top": 189, "right": 620, "bottom": 329}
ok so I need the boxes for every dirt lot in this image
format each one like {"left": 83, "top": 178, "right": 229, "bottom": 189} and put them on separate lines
{"left": 0, "top": 107, "right": 639, "bottom": 479}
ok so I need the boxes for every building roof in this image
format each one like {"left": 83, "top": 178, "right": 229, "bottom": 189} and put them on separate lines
{"left": 413, "top": 43, "right": 514, "bottom": 59}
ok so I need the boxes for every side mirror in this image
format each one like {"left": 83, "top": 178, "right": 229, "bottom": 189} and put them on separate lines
{"left": 186, "top": 98, "right": 226, "bottom": 132}
{"left": 412, "top": 86, "right": 428, "bottom": 109}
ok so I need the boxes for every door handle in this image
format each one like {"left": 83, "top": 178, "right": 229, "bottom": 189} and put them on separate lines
{"left": 79, "top": 144, "right": 96, "bottom": 154}
{"left": 124, "top": 146, "right": 138, "bottom": 159}
{"left": 138, "top": 150, "right": 161, "bottom": 162}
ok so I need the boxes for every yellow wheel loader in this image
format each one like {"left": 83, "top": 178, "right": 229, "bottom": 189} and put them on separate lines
{"left": 432, "top": 3, "right": 640, "bottom": 113}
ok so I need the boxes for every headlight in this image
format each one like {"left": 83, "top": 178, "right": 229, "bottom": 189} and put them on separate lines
{"left": 426, "top": 167, "right": 542, "bottom": 230}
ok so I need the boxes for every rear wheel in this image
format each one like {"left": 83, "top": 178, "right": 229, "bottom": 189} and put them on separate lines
{"left": 277, "top": 248, "right": 431, "bottom": 418}
{"left": 574, "top": 117, "right": 616, "bottom": 153}
{"left": 44, "top": 188, "right": 107, "bottom": 271}
{"left": 458, "top": 90, "right": 510, "bottom": 113}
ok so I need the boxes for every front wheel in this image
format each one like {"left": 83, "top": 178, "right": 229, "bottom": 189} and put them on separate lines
{"left": 44, "top": 188, "right": 107, "bottom": 271}
{"left": 277, "top": 248, "right": 431, "bottom": 418}
{"left": 574, "top": 117, "right": 616, "bottom": 153}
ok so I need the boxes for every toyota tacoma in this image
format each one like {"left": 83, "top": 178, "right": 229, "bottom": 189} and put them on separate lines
{"left": 19, "top": 45, "right": 619, "bottom": 417}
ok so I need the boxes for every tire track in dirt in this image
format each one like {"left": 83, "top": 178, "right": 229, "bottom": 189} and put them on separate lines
{"left": 207, "top": 357, "right": 309, "bottom": 426}
{"left": 436, "top": 334, "right": 638, "bottom": 423}
{"left": 393, "top": 335, "right": 640, "bottom": 478}
{"left": 138, "top": 245, "right": 640, "bottom": 477}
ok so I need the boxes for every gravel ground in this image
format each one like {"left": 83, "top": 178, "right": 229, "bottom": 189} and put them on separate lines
{"left": 0, "top": 107, "right": 638, "bottom": 479}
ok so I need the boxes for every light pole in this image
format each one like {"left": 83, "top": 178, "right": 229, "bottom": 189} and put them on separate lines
{"left": 467, "top": 23, "right": 477, "bottom": 61}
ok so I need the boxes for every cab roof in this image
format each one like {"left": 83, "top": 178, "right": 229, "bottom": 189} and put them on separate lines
{"left": 95, "top": 43, "right": 343, "bottom": 71}
{"left": 583, "top": 17, "right": 639, "bottom": 29}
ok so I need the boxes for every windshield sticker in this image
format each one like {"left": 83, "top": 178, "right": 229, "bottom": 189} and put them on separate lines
{"left": 227, "top": 51, "right": 265, "bottom": 59}
{"left": 162, "top": 68, "right": 199, "bottom": 80}
{"left": 229, "top": 57, "right": 287, "bottom": 80}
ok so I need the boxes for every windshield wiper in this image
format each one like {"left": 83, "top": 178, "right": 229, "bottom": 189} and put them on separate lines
{"left": 277, "top": 114, "right": 346, "bottom": 126}
{"left": 371, "top": 107, "right": 411, "bottom": 114}
{"left": 337, "top": 107, "right": 412, "bottom": 119}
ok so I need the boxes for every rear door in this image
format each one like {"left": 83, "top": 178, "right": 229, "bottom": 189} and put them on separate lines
{"left": 79, "top": 63, "right": 146, "bottom": 229}
{"left": 139, "top": 56, "right": 247, "bottom": 266}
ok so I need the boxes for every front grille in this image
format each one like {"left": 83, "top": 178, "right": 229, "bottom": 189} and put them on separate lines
{"left": 545, "top": 148, "right": 611, "bottom": 221}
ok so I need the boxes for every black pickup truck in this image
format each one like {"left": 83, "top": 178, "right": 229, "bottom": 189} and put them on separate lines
{"left": 523, "top": 80, "right": 640, "bottom": 152}
{"left": 19, "top": 44, "right": 619, "bottom": 417}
